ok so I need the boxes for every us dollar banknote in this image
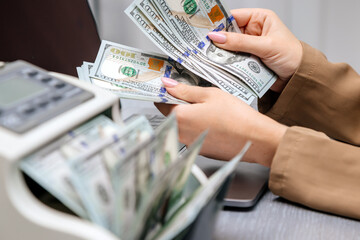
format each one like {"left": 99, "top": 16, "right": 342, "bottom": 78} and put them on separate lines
{"left": 70, "top": 147, "right": 116, "bottom": 232}
{"left": 148, "top": 0, "right": 277, "bottom": 97}
{"left": 125, "top": 4, "right": 257, "bottom": 105}
{"left": 155, "top": 141, "right": 252, "bottom": 240}
{"left": 132, "top": 130, "right": 208, "bottom": 240}
{"left": 90, "top": 40, "right": 209, "bottom": 103}
{"left": 20, "top": 115, "right": 123, "bottom": 219}
{"left": 123, "top": 5, "right": 214, "bottom": 82}
{"left": 77, "top": 61, "right": 188, "bottom": 104}
{"left": 134, "top": 0, "right": 257, "bottom": 103}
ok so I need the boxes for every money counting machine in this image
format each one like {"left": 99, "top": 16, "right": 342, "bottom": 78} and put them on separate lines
{"left": 0, "top": 60, "right": 232, "bottom": 240}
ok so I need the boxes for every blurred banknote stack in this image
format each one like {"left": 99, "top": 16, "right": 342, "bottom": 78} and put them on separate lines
{"left": 77, "top": 0, "right": 277, "bottom": 108}
{"left": 21, "top": 114, "right": 250, "bottom": 239}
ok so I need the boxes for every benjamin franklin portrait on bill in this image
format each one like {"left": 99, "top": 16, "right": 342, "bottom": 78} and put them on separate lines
{"left": 206, "top": 43, "right": 250, "bottom": 65}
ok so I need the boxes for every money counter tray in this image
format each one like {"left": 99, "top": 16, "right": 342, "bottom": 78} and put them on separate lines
{"left": 23, "top": 173, "right": 78, "bottom": 217}
{"left": 21, "top": 166, "right": 231, "bottom": 240}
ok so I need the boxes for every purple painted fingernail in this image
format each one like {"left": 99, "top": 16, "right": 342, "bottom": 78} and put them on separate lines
{"left": 207, "top": 32, "right": 227, "bottom": 44}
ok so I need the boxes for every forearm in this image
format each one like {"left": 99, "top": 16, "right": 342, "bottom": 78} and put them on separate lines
{"left": 237, "top": 112, "right": 287, "bottom": 167}
{"left": 269, "top": 126, "right": 360, "bottom": 220}
{"left": 266, "top": 42, "right": 360, "bottom": 145}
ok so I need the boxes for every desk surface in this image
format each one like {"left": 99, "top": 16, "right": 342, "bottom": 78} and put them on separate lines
{"left": 120, "top": 99, "right": 360, "bottom": 240}
{"left": 214, "top": 190, "right": 360, "bottom": 240}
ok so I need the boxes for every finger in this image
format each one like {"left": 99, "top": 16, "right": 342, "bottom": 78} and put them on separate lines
{"left": 207, "top": 31, "right": 270, "bottom": 58}
{"left": 230, "top": 8, "right": 254, "bottom": 27}
{"left": 154, "top": 102, "right": 176, "bottom": 116}
{"left": 162, "top": 77, "right": 209, "bottom": 103}
{"left": 230, "top": 8, "right": 269, "bottom": 28}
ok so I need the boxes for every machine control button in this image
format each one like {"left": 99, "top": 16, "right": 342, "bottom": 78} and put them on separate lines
{"left": 27, "top": 71, "right": 39, "bottom": 77}
{"left": 52, "top": 95, "right": 62, "bottom": 101}
{"left": 41, "top": 77, "right": 53, "bottom": 83}
{"left": 23, "top": 107, "right": 36, "bottom": 115}
{"left": 38, "top": 101, "right": 49, "bottom": 107}
{"left": 55, "top": 82, "right": 66, "bottom": 89}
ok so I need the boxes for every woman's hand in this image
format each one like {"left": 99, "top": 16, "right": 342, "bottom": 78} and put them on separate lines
{"left": 208, "top": 8, "right": 303, "bottom": 93}
{"left": 156, "top": 78, "right": 288, "bottom": 167}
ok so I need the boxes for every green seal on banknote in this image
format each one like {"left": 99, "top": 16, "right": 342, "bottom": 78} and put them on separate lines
{"left": 183, "top": 0, "right": 197, "bottom": 15}
{"left": 121, "top": 66, "right": 137, "bottom": 77}
{"left": 164, "top": 152, "right": 171, "bottom": 166}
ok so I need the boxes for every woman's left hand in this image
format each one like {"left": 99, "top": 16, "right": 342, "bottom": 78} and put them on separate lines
{"left": 155, "top": 78, "right": 288, "bottom": 167}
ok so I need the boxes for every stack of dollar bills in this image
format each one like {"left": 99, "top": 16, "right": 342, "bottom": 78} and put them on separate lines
{"left": 21, "top": 114, "right": 250, "bottom": 239}
{"left": 77, "top": 0, "right": 276, "bottom": 108}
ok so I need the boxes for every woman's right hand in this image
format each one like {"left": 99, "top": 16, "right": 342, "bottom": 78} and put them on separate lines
{"left": 208, "top": 8, "right": 303, "bottom": 93}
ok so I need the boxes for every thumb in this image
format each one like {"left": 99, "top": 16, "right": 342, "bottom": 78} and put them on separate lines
{"left": 162, "top": 77, "right": 208, "bottom": 103}
{"left": 207, "top": 31, "right": 270, "bottom": 58}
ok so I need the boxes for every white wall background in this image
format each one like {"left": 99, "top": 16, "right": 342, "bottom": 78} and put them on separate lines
{"left": 88, "top": 0, "right": 360, "bottom": 72}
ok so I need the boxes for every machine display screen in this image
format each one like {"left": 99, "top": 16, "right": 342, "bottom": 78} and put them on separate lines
{"left": 0, "top": 77, "right": 46, "bottom": 107}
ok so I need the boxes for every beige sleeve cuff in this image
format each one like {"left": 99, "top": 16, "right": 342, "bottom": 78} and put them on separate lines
{"left": 269, "top": 126, "right": 360, "bottom": 220}
{"left": 266, "top": 41, "right": 324, "bottom": 124}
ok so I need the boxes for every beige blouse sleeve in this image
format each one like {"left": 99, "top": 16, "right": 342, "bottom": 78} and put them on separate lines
{"left": 265, "top": 42, "right": 360, "bottom": 219}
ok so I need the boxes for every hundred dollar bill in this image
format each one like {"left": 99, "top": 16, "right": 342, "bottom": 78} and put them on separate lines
{"left": 76, "top": 66, "right": 85, "bottom": 81}
{"left": 135, "top": 0, "right": 256, "bottom": 95}
{"left": 196, "top": 59, "right": 257, "bottom": 104}
{"left": 92, "top": 39, "right": 201, "bottom": 89}
{"left": 112, "top": 114, "right": 178, "bottom": 239}
{"left": 70, "top": 114, "right": 153, "bottom": 234}
{"left": 104, "top": 115, "right": 154, "bottom": 237}
{"left": 79, "top": 61, "right": 187, "bottom": 104}
{"left": 164, "top": 130, "right": 208, "bottom": 222}
{"left": 155, "top": 141, "right": 252, "bottom": 240}
{"left": 150, "top": 0, "right": 277, "bottom": 97}
{"left": 124, "top": 5, "right": 220, "bottom": 84}
{"left": 103, "top": 115, "right": 154, "bottom": 172}
{"left": 20, "top": 115, "right": 122, "bottom": 219}
{"left": 114, "top": 155, "right": 138, "bottom": 239}
{"left": 82, "top": 60, "right": 183, "bottom": 104}
{"left": 126, "top": 3, "right": 256, "bottom": 104}
{"left": 136, "top": 0, "right": 192, "bottom": 58}
{"left": 112, "top": 134, "right": 154, "bottom": 238}
{"left": 150, "top": 113, "right": 179, "bottom": 175}
{"left": 93, "top": 77, "right": 187, "bottom": 104}
{"left": 136, "top": 0, "right": 212, "bottom": 72}
{"left": 70, "top": 144, "right": 117, "bottom": 232}
{"left": 132, "top": 131, "right": 208, "bottom": 240}
{"left": 90, "top": 40, "right": 207, "bottom": 103}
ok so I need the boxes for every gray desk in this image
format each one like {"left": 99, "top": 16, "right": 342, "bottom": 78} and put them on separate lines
{"left": 214, "top": 191, "right": 360, "bottom": 240}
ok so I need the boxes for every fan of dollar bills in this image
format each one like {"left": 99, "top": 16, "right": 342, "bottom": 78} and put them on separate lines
{"left": 21, "top": 114, "right": 250, "bottom": 239}
{"left": 77, "top": 0, "right": 277, "bottom": 108}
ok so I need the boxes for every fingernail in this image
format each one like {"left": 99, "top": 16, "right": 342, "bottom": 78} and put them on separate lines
{"left": 162, "top": 77, "right": 179, "bottom": 87}
{"left": 208, "top": 32, "right": 227, "bottom": 44}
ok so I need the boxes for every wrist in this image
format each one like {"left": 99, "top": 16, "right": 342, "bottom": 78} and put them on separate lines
{"left": 246, "top": 116, "right": 287, "bottom": 167}
{"left": 288, "top": 40, "right": 304, "bottom": 80}
{"left": 264, "top": 121, "right": 287, "bottom": 167}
